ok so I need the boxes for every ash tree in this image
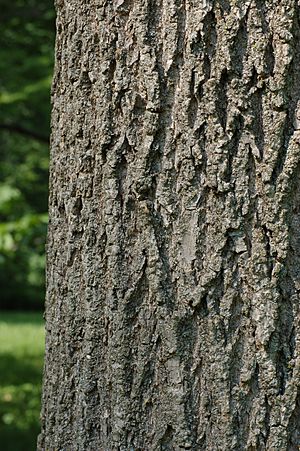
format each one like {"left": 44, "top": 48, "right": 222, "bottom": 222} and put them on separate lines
{"left": 39, "top": 0, "right": 300, "bottom": 449}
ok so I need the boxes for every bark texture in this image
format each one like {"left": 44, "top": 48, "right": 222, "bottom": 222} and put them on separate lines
{"left": 39, "top": 1, "right": 300, "bottom": 449}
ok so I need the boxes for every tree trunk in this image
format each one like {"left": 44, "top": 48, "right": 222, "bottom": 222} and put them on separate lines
{"left": 39, "top": 1, "right": 300, "bottom": 449}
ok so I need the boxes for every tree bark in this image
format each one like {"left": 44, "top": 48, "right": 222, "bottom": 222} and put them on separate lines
{"left": 39, "top": 1, "right": 300, "bottom": 449}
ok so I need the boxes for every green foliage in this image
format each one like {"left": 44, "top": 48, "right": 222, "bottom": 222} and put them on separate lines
{"left": 0, "top": 312, "right": 45, "bottom": 450}
{"left": 0, "top": 213, "right": 48, "bottom": 309}
{"left": 0, "top": 0, "right": 55, "bottom": 309}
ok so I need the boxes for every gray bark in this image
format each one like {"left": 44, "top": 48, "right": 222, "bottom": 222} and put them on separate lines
{"left": 39, "top": 0, "right": 300, "bottom": 449}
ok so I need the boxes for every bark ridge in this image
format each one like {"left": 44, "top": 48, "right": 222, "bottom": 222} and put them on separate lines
{"left": 39, "top": 1, "right": 300, "bottom": 449}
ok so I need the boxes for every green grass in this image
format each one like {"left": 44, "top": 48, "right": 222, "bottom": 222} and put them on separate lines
{"left": 0, "top": 311, "right": 44, "bottom": 451}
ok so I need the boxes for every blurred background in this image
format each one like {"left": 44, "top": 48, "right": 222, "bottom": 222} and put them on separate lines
{"left": 0, "top": 0, "right": 54, "bottom": 448}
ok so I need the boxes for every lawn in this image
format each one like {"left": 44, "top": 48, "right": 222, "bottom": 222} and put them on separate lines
{"left": 0, "top": 311, "right": 45, "bottom": 451}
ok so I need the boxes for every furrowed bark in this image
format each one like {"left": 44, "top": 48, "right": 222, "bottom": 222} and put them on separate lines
{"left": 39, "top": 1, "right": 300, "bottom": 449}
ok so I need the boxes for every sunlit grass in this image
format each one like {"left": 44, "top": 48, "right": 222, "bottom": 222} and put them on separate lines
{"left": 0, "top": 311, "right": 44, "bottom": 451}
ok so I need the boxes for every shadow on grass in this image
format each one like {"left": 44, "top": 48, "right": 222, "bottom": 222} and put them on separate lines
{"left": 0, "top": 424, "right": 41, "bottom": 451}
{"left": 0, "top": 311, "right": 44, "bottom": 325}
{"left": 0, "top": 312, "right": 44, "bottom": 451}
{"left": 0, "top": 354, "right": 43, "bottom": 450}
{"left": 0, "top": 352, "right": 43, "bottom": 386}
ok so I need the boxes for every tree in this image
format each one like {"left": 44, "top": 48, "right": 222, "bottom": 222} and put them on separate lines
{"left": 39, "top": 1, "right": 300, "bottom": 449}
